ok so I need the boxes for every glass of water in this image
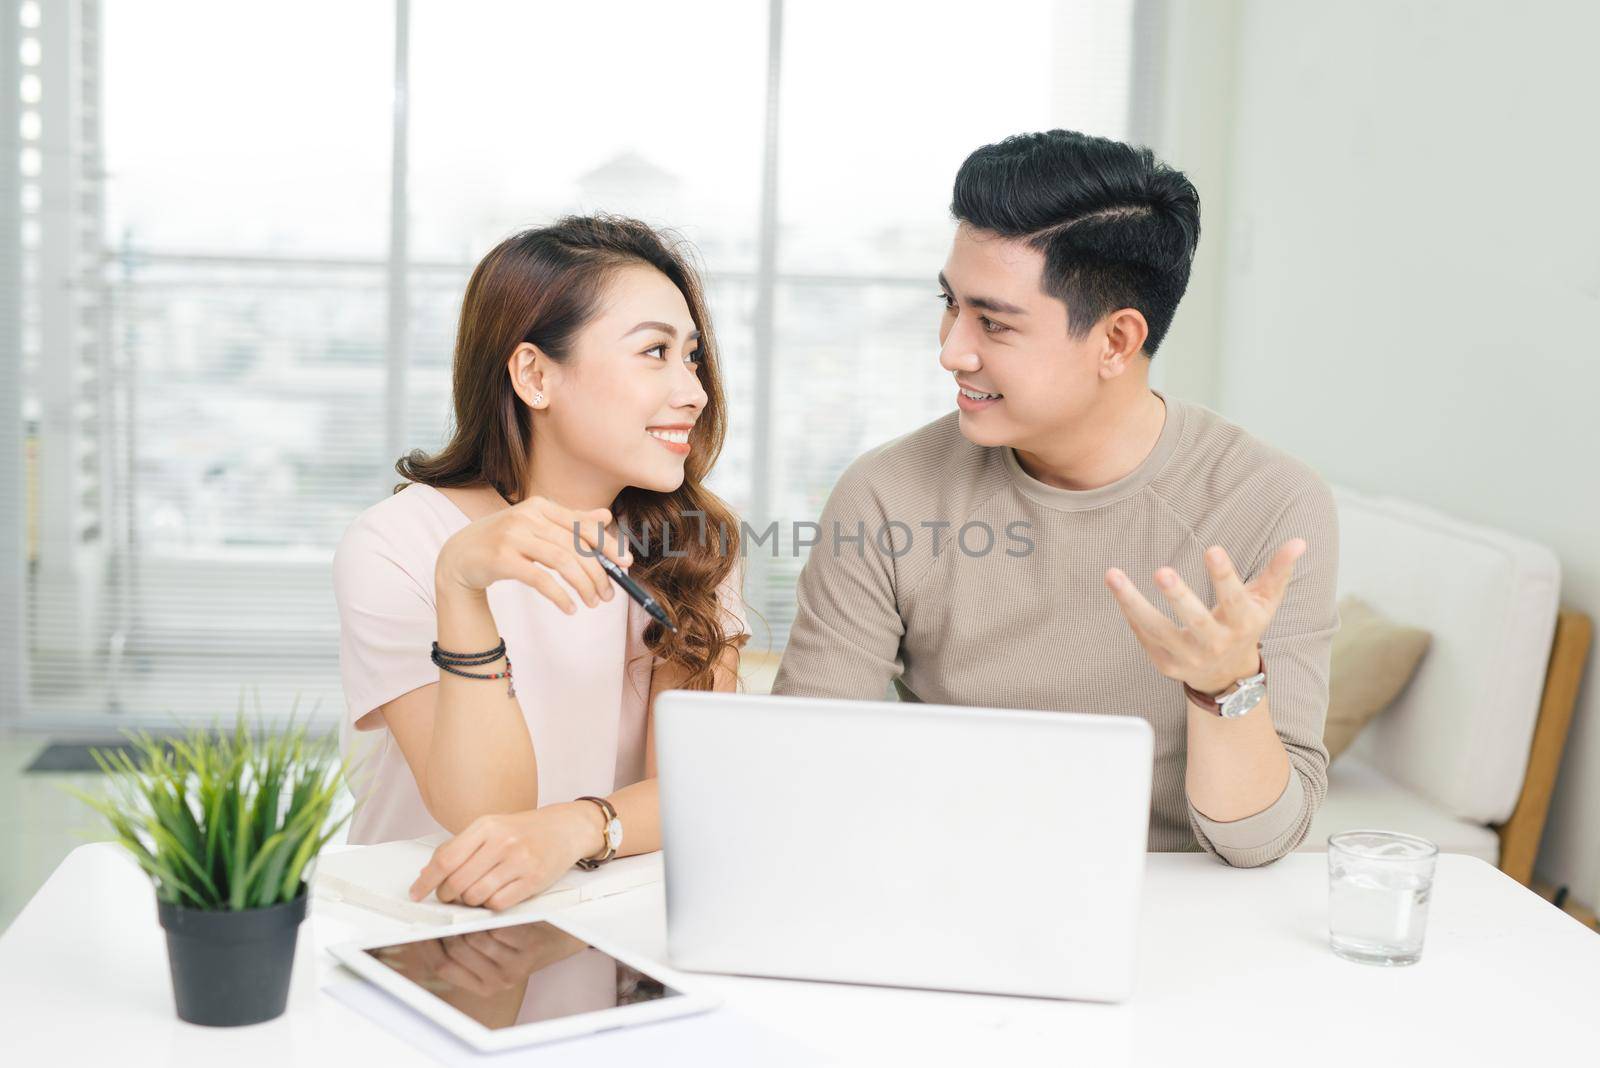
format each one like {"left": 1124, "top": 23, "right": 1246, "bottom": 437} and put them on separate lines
{"left": 1327, "top": 830, "right": 1438, "bottom": 966}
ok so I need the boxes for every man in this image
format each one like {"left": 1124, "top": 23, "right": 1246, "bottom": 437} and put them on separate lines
{"left": 772, "top": 129, "right": 1339, "bottom": 868}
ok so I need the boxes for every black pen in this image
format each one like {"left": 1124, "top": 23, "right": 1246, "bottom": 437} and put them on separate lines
{"left": 595, "top": 552, "right": 678, "bottom": 634}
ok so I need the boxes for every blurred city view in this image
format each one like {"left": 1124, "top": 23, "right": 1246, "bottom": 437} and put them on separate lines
{"left": 6, "top": 0, "right": 1132, "bottom": 726}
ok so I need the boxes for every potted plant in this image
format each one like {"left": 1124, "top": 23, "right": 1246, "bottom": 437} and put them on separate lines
{"left": 69, "top": 711, "right": 351, "bottom": 1027}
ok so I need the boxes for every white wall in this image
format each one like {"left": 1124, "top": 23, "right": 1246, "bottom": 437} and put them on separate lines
{"left": 1142, "top": 0, "right": 1239, "bottom": 409}
{"left": 1159, "top": 1, "right": 1600, "bottom": 900}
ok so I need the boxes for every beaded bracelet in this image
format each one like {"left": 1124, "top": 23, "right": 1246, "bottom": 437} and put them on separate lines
{"left": 430, "top": 639, "right": 516, "bottom": 699}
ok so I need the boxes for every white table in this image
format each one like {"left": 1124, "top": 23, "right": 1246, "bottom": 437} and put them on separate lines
{"left": 3, "top": 844, "right": 1597, "bottom": 1066}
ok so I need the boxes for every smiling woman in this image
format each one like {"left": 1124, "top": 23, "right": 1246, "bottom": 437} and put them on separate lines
{"left": 397, "top": 216, "right": 746, "bottom": 684}
{"left": 330, "top": 216, "right": 748, "bottom": 913}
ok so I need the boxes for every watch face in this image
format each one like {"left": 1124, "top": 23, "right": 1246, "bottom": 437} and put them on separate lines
{"left": 605, "top": 819, "right": 623, "bottom": 851}
{"left": 1221, "top": 682, "right": 1266, "bottom": 719}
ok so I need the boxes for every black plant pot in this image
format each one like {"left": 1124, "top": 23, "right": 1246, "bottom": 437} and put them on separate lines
{"left": 156, "top": 890, "right": 308, "bottom": 1027}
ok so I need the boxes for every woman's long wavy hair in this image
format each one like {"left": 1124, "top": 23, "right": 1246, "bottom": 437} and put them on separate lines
{"left": 395, "top": 215, "right": 746, "bottom": 689}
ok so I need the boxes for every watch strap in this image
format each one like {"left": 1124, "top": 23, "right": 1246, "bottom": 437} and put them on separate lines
{"left": 574, "top": 795, "right": 619, "bottom": 870}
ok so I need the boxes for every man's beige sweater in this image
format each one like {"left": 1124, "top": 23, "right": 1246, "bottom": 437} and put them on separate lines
{"left": 772, "top": 391, "right": 1340, "bottom": 867}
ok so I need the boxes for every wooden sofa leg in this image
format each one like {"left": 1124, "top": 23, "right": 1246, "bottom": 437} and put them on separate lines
{"left": 1495, "top": 608, "right": 1593, "bottom": 886}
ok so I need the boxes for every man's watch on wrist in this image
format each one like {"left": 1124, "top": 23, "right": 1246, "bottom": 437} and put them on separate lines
{"left": 574, "top": 795, "right": 623, "bottom": 870}
{"left": 1183, "top": 643, "right": 1268, "bottom": 719}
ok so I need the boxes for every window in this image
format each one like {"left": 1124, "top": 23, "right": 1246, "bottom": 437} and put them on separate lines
{"left": 0, "top": 0, "right": 1135, "bottom": 726}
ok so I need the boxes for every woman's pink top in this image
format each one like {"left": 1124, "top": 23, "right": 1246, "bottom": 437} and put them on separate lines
{"left": 332, "top": 482, "right": 745, "bottom": 845}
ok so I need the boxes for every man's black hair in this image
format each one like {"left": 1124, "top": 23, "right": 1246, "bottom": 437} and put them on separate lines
{"left": 951, "top": 129, "right": 1200, "bottom": 357}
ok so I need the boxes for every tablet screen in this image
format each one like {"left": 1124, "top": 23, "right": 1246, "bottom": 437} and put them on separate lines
{"left": 363, "top": 920, "right": 682, "bottom": 1031}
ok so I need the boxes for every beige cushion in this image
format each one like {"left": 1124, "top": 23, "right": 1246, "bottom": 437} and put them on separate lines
{"left": 1324, "top": 597, "right": 1432, "bottom": 763}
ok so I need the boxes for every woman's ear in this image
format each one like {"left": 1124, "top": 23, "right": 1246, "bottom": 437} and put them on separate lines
{"left": 508, "top": 343, "right": 550, "bottom": 409}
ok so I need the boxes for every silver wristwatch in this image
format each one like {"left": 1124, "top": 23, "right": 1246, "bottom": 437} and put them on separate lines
{"left": 1184, "top": 644, "right": 1268, "bottom": 718}
{"left": 1213, "top": 671, "right": 1268, "bottom": 719}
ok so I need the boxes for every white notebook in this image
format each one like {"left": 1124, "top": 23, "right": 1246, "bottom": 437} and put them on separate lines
{"left": 311, "top": 833, "right": 663, "bottom": 926}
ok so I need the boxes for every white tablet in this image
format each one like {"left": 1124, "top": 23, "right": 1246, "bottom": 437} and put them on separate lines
{"left": 329, "top": 913, "right": 719, "bottom": 1052}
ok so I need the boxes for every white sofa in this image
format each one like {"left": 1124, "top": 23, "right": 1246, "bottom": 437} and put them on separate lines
{"left": 1295, "top": 485, "right": 1564, "bottom": 867}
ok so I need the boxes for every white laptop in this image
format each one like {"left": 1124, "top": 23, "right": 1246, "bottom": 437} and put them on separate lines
{"left": 654, "top": 691, "right": 1153, "bottom": 1002}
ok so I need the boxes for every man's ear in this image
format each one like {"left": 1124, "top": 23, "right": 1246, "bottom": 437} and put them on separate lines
{"left": 1097, "top": 308, "right": 1150, "bottom": 379}
{"left": 508, "top": 342, "right": 552, "bottom": 408}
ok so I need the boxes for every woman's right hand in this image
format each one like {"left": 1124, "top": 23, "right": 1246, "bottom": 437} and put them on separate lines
{"left": 435, "top": 497, "right": 632, "bottom": 614}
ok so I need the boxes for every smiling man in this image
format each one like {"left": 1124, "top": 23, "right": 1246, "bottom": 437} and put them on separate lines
{"left": 772, "top": 129, "right": 1340, "bottom": 867}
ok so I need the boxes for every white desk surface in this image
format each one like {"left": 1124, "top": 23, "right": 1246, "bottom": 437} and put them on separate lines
{"left": 2, "top": 843, "right": 1597, "bottom": 1067}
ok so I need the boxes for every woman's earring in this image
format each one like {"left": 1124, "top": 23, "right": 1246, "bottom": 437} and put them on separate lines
{"left": 533, "top": 391, "right": 544, "bottom": 406}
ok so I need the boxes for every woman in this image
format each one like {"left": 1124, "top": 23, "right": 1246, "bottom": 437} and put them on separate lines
{"left": 333, "top": 214, "right": 747, "bottom": 917}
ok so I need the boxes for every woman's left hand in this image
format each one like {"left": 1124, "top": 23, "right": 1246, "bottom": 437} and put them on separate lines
{"left": 408, "top": 803, "right": 601, "bottom": 911}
